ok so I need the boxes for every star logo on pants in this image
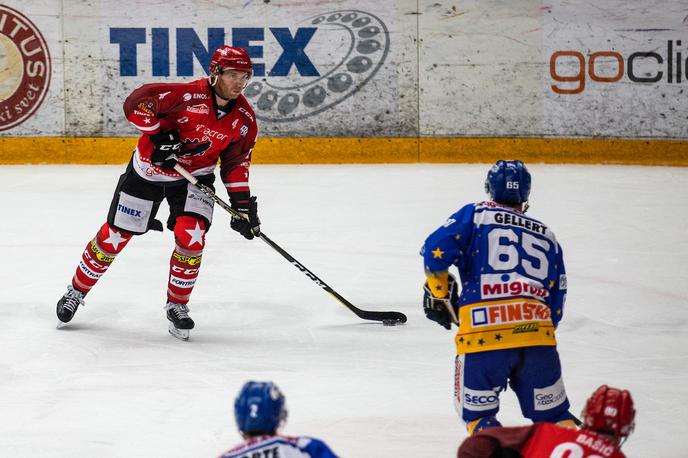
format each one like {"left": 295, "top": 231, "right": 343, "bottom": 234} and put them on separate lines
{"left": 104, "top": 228, "right": 127, "bottom": 250}
{"left": 185, "top": 222, "right": 205, "bottom": 247}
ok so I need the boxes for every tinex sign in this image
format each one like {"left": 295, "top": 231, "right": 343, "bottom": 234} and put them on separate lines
{"left": 0, "top": 5, "right": 51, "bottom": 132}
{"left": 109, "top": 10, "right": 389, "bottom": 122}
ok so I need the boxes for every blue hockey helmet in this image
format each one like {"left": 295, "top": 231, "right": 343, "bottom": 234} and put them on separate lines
{"left": 485, "top": 160, "right": 531, "bottom": 205}
{"left": 234, "top": 381, "right": 287, "bottom": 435}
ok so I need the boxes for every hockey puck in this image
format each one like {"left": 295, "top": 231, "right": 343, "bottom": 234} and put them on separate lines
{"left": 382, "top": 319, "right": 399, "bottom": 326}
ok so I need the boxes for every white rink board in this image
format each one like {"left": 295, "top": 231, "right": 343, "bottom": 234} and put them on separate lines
{"left": 2, "top": 0, "right": 688, "bottom": 138}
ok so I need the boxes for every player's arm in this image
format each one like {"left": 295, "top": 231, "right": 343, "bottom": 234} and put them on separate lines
{"left": 420, "top": 205, "right": 474, "bottom": 328}
{"left": 123, "top": 83, "right": 185, "bottom": 169}
{"left": 297, "top": 437, "right": 339, "bottom": 458}
{"left": 122, "top": 83, "right": 182, "bottom": 135}
{"left": 549, "top": 242, "right": 567, "bottom": 328}
{"left": 458, "top": 426, "right": 533, "bottom": 458}
{"left": 220, "top": 121, "right": 259, "bottom": 240}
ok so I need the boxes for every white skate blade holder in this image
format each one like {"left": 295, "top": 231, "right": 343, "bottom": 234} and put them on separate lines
{"left": 168, "top": 322, "right": 190, "bottom": 341}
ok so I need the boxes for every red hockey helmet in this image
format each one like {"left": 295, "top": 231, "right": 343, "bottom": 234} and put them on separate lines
{"left": 581, "top": 385, "right": 636, "bottom": 439}
{"left": 209, "top": 45, "right": 252, "bottom": 77}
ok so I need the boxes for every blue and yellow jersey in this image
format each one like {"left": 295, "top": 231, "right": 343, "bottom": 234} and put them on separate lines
{"left": 421, "top": 202, "right": 567, "bottom": 354}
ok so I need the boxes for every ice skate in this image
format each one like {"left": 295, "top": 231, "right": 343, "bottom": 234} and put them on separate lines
{"left": 56, "top": 285, "right": 86, "bottom": 327}
{"left": 166, "top": 301, "right": 195, "bottom": 341}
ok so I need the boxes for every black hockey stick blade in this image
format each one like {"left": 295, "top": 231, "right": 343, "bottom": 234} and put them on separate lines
{"left": 259, "top": 232, "right": 408, "bottom": 325}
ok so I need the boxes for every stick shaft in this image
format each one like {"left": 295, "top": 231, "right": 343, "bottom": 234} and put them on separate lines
{"left": 172, "top": 164, "right": 407, "bottom": 323}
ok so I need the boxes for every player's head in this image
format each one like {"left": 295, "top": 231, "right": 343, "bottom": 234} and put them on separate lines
{"left": 581, "top": 385, "right": 636, "bottom": 445}
{"left": 209, "top": 45, "right": 253, "bottom": 97}
{"left": 234, "top": 381, "right": 288, "bottom": 437}
{"left": 485, "top": 160, "right": 531, "bottom": 207}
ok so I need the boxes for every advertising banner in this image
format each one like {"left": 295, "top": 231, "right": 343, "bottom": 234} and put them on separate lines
{"left": 0, "top": 1, "right": 62, "bottom": 135}
{"left": 97, "top": 0, "right": 408, "bottom": 137}
{"left": 543, "top": 0, "right": 688, "bottom": 138}
{"left": 1, "top": 0, "right": 686, "bottom": 141}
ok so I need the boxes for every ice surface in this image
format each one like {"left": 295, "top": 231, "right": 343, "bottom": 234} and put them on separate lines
{"left": 1, "top": 164, "right": 687, "bottom": 457}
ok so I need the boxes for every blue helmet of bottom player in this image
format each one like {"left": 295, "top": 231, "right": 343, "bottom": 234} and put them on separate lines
{"left": 485, "top": 160, "right": 531, "bottom": 205}
{"left": 234, "top": 381, "right": 288, "bottom": 435}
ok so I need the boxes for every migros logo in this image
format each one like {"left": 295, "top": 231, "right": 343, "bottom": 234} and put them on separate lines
{"left": 550, "top": 39, "right": 685, "bottom": 94}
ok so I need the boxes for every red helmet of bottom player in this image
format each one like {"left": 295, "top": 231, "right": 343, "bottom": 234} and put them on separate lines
{"left": 581, "top": 385, "right": 636, "bottom": 440}
{"left": 209, "top": 45, "right": 253, "bottom": 78}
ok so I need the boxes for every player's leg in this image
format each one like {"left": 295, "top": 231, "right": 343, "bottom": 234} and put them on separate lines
{"left": 57, "top": 222, "right": 134, "bottom": 323}
{"left": 164, "top": 178, "right": 214, "bottom": 339}
{"left": 510, "top": 345, "right": 578, "bottom": 427}
{"left": 455, "top": 349, "right": 519, "bottom": 435}
{"left": 57, "top": 165, "right": 163, "bottom": 324}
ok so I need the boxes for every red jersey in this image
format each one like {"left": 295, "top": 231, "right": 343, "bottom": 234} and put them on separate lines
{"left": 458, "top": 423, "right": 626, "bottom": 458}
{"left": 123, "top": 78, "right": 257, "bottom": 198}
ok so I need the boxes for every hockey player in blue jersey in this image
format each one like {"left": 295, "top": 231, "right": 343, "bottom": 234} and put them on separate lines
{"left": 421, "top": 160, "right": 577, "bottom": 435}
{"left": 217, "top": 381, "right": 339, "bottom": 458}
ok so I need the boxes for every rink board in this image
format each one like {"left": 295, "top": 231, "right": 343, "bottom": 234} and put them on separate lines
{"left": 1, "top": 1, "right": 687, "bottom": 142}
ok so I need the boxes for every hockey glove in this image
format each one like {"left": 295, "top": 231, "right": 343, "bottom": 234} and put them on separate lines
{"left": 150, "top": 130, "right": 182, "bottom": 169}
{"left": 230, "top": 195, "right": 261, "bottom": 240}
{"left": 423, "top": 273, "right": 459, "bottom": 330}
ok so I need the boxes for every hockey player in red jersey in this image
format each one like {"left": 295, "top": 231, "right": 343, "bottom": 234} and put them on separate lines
{"left": 56, "top": 45, "right": 261, "bottom": 340}
{"left": 458, "top": 385, "right": 636, "bottom": 458}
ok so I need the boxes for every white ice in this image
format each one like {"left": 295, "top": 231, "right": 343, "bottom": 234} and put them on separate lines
{"left": 1, "top": 164, "right": 687, "bottom": 457}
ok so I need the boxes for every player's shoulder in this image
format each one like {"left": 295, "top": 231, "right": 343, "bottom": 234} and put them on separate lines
{"left": 288, "top": 435, "right": 337, "bottom": 457}
{"left": 235, "top": 95, "right": 256, "bottom": 125}
{"left": 173, "top": 79, "right": 212, "bottom": 102}
{"left": 447, "top": 202, "right": 478, "bottom": 219}
{"left": 145, "top": 79, "right": 211, "bottom": 102}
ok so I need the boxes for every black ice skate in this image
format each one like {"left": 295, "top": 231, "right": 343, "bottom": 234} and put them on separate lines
{"left": 56, "top": 285, "right": 86, "bottom": 326}
{"left": 166, "top": 301, "right": 195, "bottom": 341}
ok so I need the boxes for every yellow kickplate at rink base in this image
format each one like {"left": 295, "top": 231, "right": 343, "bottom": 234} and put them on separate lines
{"left": 0, "top": 137, "right": 686, "bottom": 165}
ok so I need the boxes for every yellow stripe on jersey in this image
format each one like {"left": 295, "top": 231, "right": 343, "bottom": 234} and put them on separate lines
{"left": 455, "top": 298, "right": 557, "bottom": 354}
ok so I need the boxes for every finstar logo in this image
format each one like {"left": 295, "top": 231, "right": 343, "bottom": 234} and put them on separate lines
{"left": 471, "top": 301, "right": 551, "bottom": 327}
{"left": 549, "top": 39, "right": 686, "bottom": 94}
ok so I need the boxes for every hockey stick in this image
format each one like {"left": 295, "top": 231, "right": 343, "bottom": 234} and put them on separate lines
{"left": 173, "top": 164, "right": 407, "bottom": 325}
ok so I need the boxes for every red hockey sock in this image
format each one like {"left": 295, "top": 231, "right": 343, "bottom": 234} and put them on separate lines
{"left": 167, "top": 216, "right": 205, "bottom": 305}
{"left": 72, "top": 223, "right": 132, "bottom": 294}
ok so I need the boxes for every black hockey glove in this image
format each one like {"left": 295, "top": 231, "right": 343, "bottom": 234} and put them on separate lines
{"left": 230, "top": 195, "right": 261, "bottom": 240}
{"left": 149, "top": 130, "right": 182, "bottom": 169}
{"left": 423, "top": 273, "right": 459, "bottom": 330}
